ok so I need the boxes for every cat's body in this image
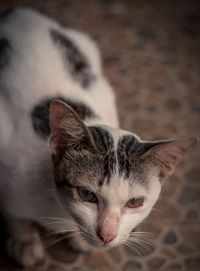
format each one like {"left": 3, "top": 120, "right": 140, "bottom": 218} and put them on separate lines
{"left": 0, "top": 8, "right": 197, "bottom": 267}
{"left": 0, "top": 8, "right": 117, "bottom": 218}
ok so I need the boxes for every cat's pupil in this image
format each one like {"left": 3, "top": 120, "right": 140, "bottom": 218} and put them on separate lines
{"left": 78, "top": 187, "right": 97, "bottom": 203}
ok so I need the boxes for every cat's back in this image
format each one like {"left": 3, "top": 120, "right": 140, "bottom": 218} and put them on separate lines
{"left": 0, "top": 8, "right": 118, "bottom": 150}
{"left": 0, "top": 8, "right": 119, "bottom": 218}
{"left": 0, "top": 8, "right": 101, "bottom": 106}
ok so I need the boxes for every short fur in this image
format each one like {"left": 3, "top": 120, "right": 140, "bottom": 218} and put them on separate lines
{"left": 0, "top": 8, "right": 197, "bottom": 267}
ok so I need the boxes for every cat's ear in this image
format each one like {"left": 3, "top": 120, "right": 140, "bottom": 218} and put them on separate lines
{"left": 49, "top": 100, "right": 97, "bottom": 158}
{"left": 141, "top": 138, "right": 198, "bottom": 178}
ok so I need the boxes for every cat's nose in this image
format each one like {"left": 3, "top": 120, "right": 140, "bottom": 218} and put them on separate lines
{"left": 97, "top": 229, "right": 117, "bottom": 244}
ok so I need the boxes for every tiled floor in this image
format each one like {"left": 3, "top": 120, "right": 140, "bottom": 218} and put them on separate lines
{"left": 0, "top": 0, "right": 200, "bottom": 270}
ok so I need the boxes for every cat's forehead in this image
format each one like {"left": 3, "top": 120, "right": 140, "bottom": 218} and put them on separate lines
{"left": 89, "top": 125, "right": 140, "bottom": 151}
{"left": 59, "top": 126, "right": 146, "bottom": 188}
{"left": 89, "top": 125, "right": 144, "bottom": 182}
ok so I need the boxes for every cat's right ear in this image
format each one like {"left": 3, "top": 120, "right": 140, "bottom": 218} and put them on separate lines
{"left": 49, "top": 100, "right": 97, "bottom": 159}
{"left": 141, "top": 138, "right": 198, "bottom": 179}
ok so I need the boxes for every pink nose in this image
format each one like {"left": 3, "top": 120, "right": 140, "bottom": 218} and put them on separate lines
{"left": 97, "top": 229, "right": 117, "bottom": 244}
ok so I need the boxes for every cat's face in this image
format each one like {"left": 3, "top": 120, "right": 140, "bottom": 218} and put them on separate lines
{"left": 54, "top": 147, "right": 161, "bottom": 250}
{"left": 49, "top": 100, "right": 197, "bottom": 250}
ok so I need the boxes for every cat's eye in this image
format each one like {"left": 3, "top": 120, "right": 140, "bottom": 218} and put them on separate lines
{"left": 78, "top": 187, "right": 97, "bottom": 203}
{"left": 126, "top": 197, "right": 144, "bottom": 208}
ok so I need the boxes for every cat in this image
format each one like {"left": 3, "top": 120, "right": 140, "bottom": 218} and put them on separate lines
{"left": 0, "top": 8, "right": 198, "bottom": 267}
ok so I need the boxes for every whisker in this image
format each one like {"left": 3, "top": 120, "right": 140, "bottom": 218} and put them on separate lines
{"left": 128, "top": 238, "right": 154, "bottom": 253}
{"left": 129, "top": 231, "right": 154, "bottom": 241}
{"left": 134, "top": 240, "right": 151, "bottom": 251}
{"left": 129, "top": 235, "right": 154, "bottom": 243}
{"left": 40, "top": 217, "right": 78, "bottom": 228}
{"left": 41, "top": 228, "right": 77, "bottom": 240}
{"left": 126, "top": 241, "right": 146, "bottom": 255}
{"left": 41, "top": 217, "right": 76, "bottom": 223}
{"left": 131, "top": 239, "right": 147, "bottom": 253}
{"left": 46, "top": 231, "right": 78, "bottom": 248}
{"left": 130, "top": 231, "right": 153, "bottom": 236}
{"left": 125, "top": 230, "right": 155, "bottom": 256}
{"left": 124, "top": 241, "right": 143, "bottom": 256}
{"left": 129, "top": 236, "right": 154, "bottom": 246}
{"left": 42, "top": 221, "right": 76, "bottom": 227}
{"left": 81, "top": 230, "right": 95, "bottom": 242}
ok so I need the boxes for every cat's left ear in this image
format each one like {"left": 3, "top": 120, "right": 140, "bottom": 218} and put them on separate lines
{"left": 49, "top": 100, "right": 97, "bottom": 158}
{"left": 141, "top": 138, "right": 198, "bottom": 178}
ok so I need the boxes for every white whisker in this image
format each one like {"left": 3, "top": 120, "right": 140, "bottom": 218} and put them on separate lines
{"left": 123, "top": 230, "right": 155, "bottom": 255}
{"left": 46, "top": 231, "right": 78, "bottom": 248}
{"left": 41, "top": 228, "right": 77, "bottom": 240}
{"left": 124, "top": 241, "right": 143, "bottom": 256}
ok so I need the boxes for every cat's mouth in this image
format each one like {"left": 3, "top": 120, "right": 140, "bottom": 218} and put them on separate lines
{"left": 79, "top": 230, "right": 119, "bottom": 250}
{"left": 50, "top": 228, "right": 119, "bottom": 252}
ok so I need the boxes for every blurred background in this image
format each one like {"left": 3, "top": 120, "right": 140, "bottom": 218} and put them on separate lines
{"left": 0, "top": 0, "right": 199, "bottom": 270}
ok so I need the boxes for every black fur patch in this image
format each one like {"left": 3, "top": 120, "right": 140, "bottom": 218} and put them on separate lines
{"left": 117, "top": 135, "right": 140, "bottom": 179}
{"left": 31, "top": 97, "right": 97, "bottom": 139}
{"left": 89, "top": 126, "right": 114, "bottom": 153}
{"left": 89, "top": 127, "right": 116, "bottom": 186}
{"left": 66, "top": 99, "right": 97, "bottom": 120}
{"left": 31, "top": 99, "right": 50, "bottom": 139}
{"left": 50, "top": 29, "right": 95, "bottom": 88}
{"left": 0, "top": 38, "right": 11, "bottom": 70}
{"left": 117, "top": 135, "right": 164, "bottom": 180}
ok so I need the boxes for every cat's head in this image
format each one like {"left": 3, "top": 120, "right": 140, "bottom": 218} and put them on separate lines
{"left": 48, "top": 100, "right": 198, "bottom": 250}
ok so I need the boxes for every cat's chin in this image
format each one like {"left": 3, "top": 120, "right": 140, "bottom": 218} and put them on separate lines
{"left": 70, "top": 241, "right": 114, "bottom": 253}
{"left": 68, "top": 233, "right": 116, "bottom": 253}
{"left": 68, "top": 236, "right": 97, "bottom": 253}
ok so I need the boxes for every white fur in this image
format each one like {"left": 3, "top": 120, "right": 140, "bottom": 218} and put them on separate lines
{"left": 0, "top": 8, "right": 118, "bottom": 216}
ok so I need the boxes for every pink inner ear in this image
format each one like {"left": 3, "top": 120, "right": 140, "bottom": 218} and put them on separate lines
{"left": 49, "top": 101, "right": 73, "bottom": 156}
{"left": 49, "top": 100, "right": 69, "bottom": 136}
{"left": 50, "top": 136, "right": 63, "bottom": 155}
{"left": 142, "top": 138, "right": 198, "bottom": 178}
{"left": 159, "top": 164, "right": 174, "bottom": 178}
